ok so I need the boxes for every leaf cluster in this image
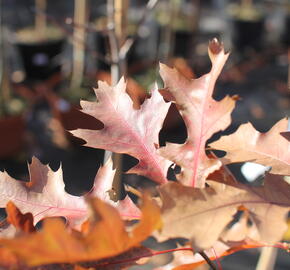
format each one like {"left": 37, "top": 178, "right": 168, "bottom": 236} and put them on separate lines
{"left": 0, "top": 39, "right": 289, "bottom": 269}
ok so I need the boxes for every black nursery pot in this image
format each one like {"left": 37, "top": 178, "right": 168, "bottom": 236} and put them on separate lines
{"left": 233, "top": 18, "right": 264, "bottom": 52}
{"left": 16, "top": 39, "right": 64, "bottom": 81}
{"left": 95, "top": 32, "right": 110, "bottom": 72}
{"left": 174, "top": 30, "right": 193, "bottom": 58}
{"left": 283, "top": 15, "right": 290, "bottom": 46}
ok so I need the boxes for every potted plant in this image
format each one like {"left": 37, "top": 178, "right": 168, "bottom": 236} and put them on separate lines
{"left": 228, "top": 0, "right": 265, "bottom": 53}
{"left": 156, "top": 0, "right": 198, "bottom": 59}
{"left": 14, "top": 0, "right": 65, "bottom": 81}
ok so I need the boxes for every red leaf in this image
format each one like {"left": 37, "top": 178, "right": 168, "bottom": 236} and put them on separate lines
{"left": 0, "top": 157, "right": 140, "bottom": 228}
{"left": 159, "top": 39, "right": 236, "bottom": 187}
{"left": 71, "top": 79, "right": 171, "bottom": 184}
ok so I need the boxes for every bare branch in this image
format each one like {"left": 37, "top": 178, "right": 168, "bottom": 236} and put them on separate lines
{"left": 120, "top": 0, "right": 159, "bottom": 58}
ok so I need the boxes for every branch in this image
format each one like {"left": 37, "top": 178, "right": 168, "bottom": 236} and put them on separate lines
{"left": 120, "top": 0, "right": 159, "bottom": 58}
{"left": 198, "top": 251, "right": 217, "bottom": 270}
{"left": 107, "top": 0, "right": 122, "bottom": 82}
{"left": 256, "top": 247, "right": 277, "bottom": 270}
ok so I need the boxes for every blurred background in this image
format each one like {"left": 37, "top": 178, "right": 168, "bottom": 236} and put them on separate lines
{"left": 0, "top": 0, "right": 289, "bottom": 268}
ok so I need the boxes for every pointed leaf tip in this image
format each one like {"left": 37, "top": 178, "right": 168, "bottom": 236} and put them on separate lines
{"left": 209, "top": 38, "right": 223, "bottom": 55}
{"left": 208, "top": 38, "right": 229, "bottom": 64}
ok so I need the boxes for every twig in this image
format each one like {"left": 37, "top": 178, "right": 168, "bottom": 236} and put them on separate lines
{"left": 35, "top": 0, "right": 46, "bottom": 37}
{"left": 71, "top": 0, "right": 87, "bottom": 88}
{"left": 114, "top": 0, "right": 129, "bottom": 46}
{"left": 198, "top": 251, "right": 217, "bottom": 270}
{"left": 124, "top": 184, "right": 142, "bottom": 198}
{"left": 107, "top": 0, "right": 122, "bottom": 81}
{"left": 105, "top": 0, "right": 159, "bottom": 199}
{"left": 288, "top": 47, "right": 290, "bottom": 91}
{"left": 120, "top": 0, "right": 159, "bottom": 58}
{"left": 106, "top": 0, "right": 125, "bottom": 200}
{"left": 256, "top": 247, "right": 277, "bottom": 270}
{"left": 34, "top": 9, "right": 110, "bottom": 64}
{"left": 158, "top": 0, "right": 175, "bottom": 62}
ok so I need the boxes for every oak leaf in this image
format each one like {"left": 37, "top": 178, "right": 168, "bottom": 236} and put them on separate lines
{"left": 158, "top": 173, "right": 290, "bottom": 251}
{"left": 210, "top": 118, "right": 290, "bottom": 175}
{"left": 0, "top": 246, "right": 153, "bottom": 270}
{"left": 159, "top": 39, "right": 236, "bottom": 187}
{"left": 0, "top": 247, "right": 153, "bottom": 270}
{"left": 71, "top": 79, "right": 171, "bottom": 184}
{"left": 0, "top": 204, "right": 148, "bottom": 270}
{"left": 0, "top": 157, "right": 140, "bottom": 228}
{"left": 0, "top": 195, "right": 161, "bottom": 266}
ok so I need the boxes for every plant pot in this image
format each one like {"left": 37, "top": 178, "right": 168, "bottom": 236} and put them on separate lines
{"left": 232, "top": 18, "right": 265, "bottom": 52}
{"left": 95, "top": 32, "right": 110, "bottom": 72}
{"left": 283, "top": 15, "right": 290, "bottom": 46}
{"left": 173, "top": 30, "right": 194, "bottom": 58}
{"left": 15, "top": 27, "right": 65, "bottom": 81}
{"left": 229, "top": 3, "right": 265, "bottom": 52}
{"left": 16, "top": 39, "right": 64, "bottom": 81}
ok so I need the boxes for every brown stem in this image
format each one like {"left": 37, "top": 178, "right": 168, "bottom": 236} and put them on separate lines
{"left": 71, "top": 0, "right": 88, "bottom": 88}
{"left": 256, "top": 247, "right": 277, "bottom": 270}
{"left": 288, "top": 47, "right": 290, "bottom": 91}
{"left": 35, "top": 0, "right": 46, "bottom": 36}
{"left": 198, "top": 251, "right": 217, "bottom": 270}
{"left": 114, "top": 0, "right": 128, "bottom": 46}
{"left": 120, "top": 0, "right": 159, "bottom": 58}
{"left": 106, "top": 0, "right": 126, "bottom": 200}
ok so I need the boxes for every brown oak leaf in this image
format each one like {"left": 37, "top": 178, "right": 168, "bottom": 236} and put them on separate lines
{"left": 0, "top": 195, "right": 161, "bottom": 266}
{"left": 158, "top": 173, "right": 290, "bottom": 251}
{"left": 210, "top": 118, "right": 290, "bottom": 175}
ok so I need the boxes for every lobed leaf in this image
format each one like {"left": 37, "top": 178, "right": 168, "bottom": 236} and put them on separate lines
{"left": 159, "top": 39, "right": 236, "bottom": 187}
{"left": 210, "top": 118, "right": 290, "bottom": 175}
{"left": 0, "top": 157, "right": 140, "bottom": 229}
{"left": 71, "top": 79, "right": 171, "bottom": 184}
{"left": 158, "top": 173, "right": 290, "bottom": 251}
{"left": 0, "top": 195, "right": 161, "bottom": 266}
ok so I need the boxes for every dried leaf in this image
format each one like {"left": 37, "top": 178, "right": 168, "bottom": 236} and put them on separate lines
{"left": 79, "top": 246, "right": 153, "bottom": 270}
{"left": 6, "top": 201, "right": 35, "bottom": 233}
{"left": 158, "top": 174, "right": 290, "bottom": 251}
{"left": 0, "top": 247, "right": 152, "bottom": 270}
{"left": 210, "top": 118, "right": 290, "bottom": 175}
{"left": 0, "top": 195, "right": 161, "bottom": 266}
{"left": 159, "top": 39, "right": 236, "bottom": 187}
{"left": 71, "top": 79, "right": 171, "bottom": 184}
{"left": 158, "top": 182, "right": 239, "bottom": 250}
